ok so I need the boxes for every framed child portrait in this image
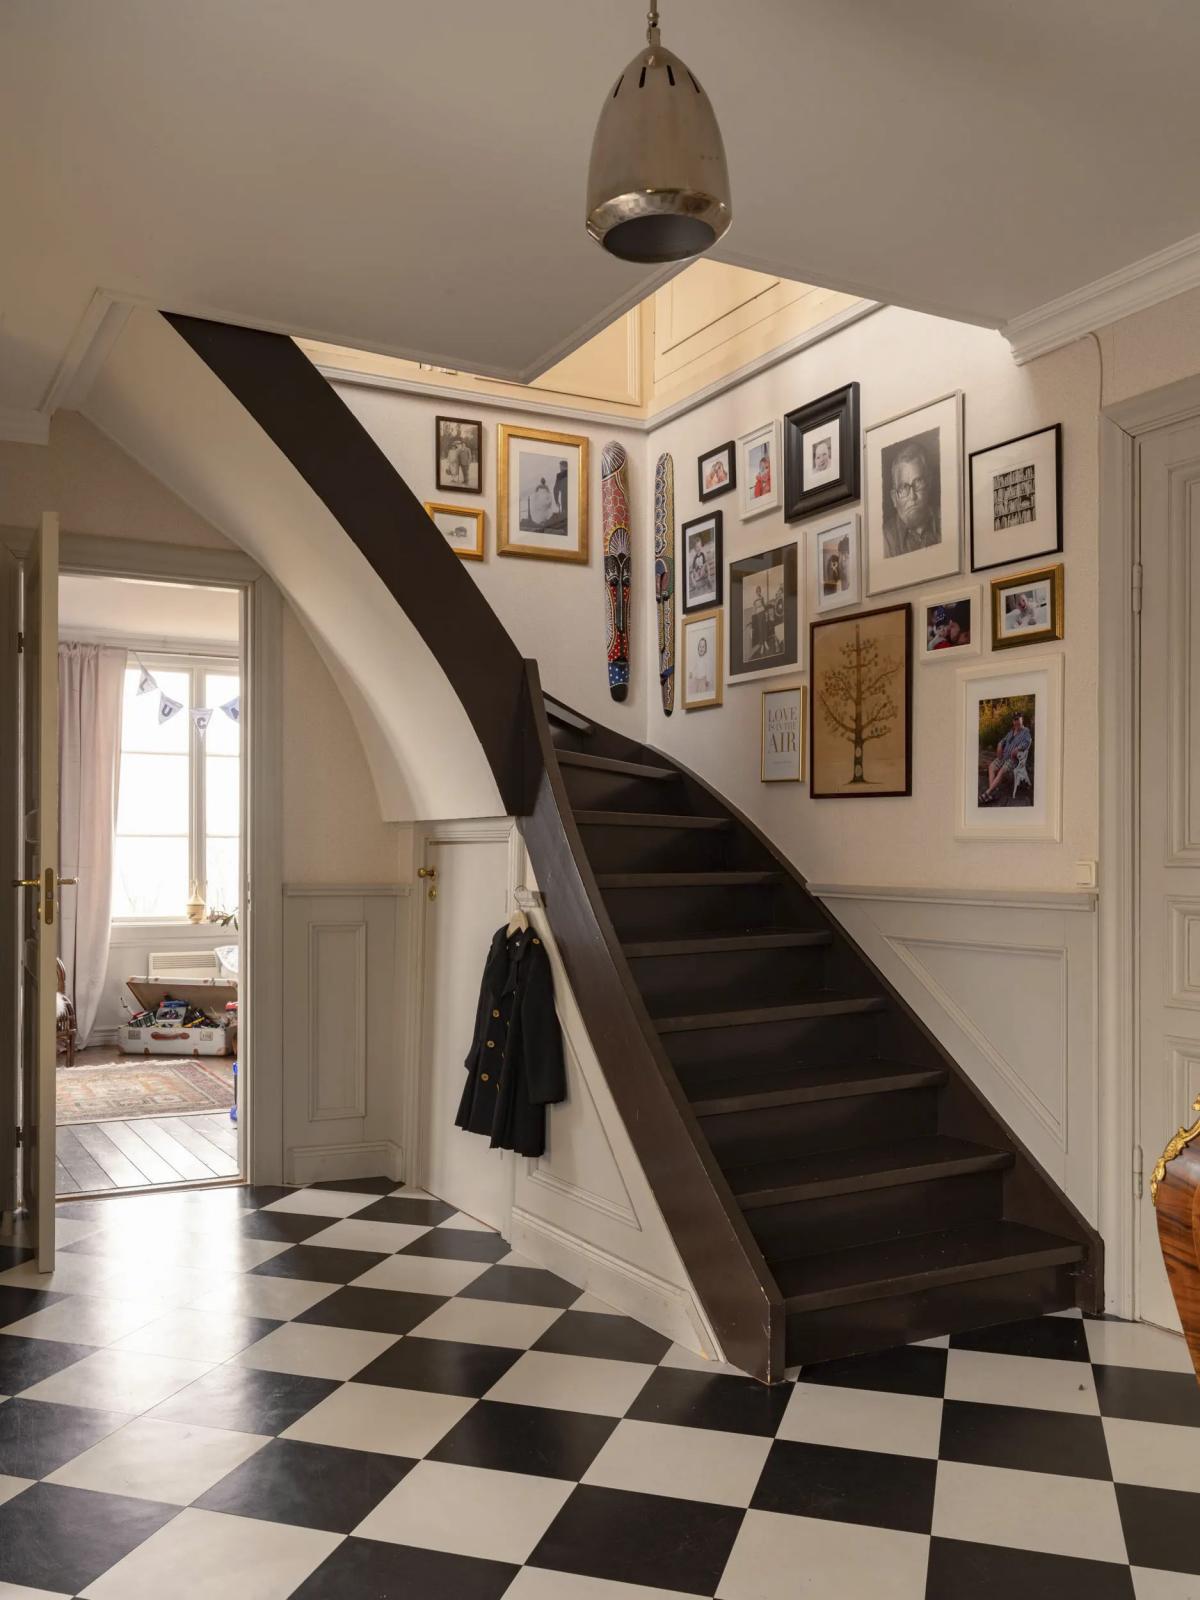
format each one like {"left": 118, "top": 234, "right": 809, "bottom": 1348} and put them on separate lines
{"left": 682, "top": 609, "right": 723, "bottom": 710}
{"left": 680, "top": 511, "right": 723, "bottom": 615}
{"left": 738, "top": 421, "right": 781, "bottom": 520}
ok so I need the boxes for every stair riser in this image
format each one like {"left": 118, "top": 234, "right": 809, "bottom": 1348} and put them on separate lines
{"left": 562, "top": 767, "right": 684, "bottom": 813}
{"left": 548, "top": 725, "right": 596, "bottom": 755}
{"left": 631, "top": 948, "right": 834, "bottom": 1008}
{"left": 708, "top": 1088, "right": 939, "bottom": 1167}
{"left": 600, "top": 883, "right": 783, "bottom": 941}
{"left": 748, "top": 1172, "right": 1002, "bottom": 1259}
{"left": 786, "top": 1263, "right": 1079, "bottom": 1368}
{"left": 666, "top": 1012, "right": 885, "bottom": 1073}
{"left": 579, "top": 824, "right": 732, "bottom": 874}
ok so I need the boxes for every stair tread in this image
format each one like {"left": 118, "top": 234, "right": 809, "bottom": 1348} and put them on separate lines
{"left": 543, "top": 698, "right": 593, "bottom": 734}
{"left": 596, "top": 870, "right": 781, "bottom": 888}
{"left": 689, "top": 1058, "right": 947, "bottom": 1114}
{"left": 655, "top": 992, "right": 886, "bottom": 1033}
{"left": 575, "top": 811, "right": 732, "bottom": 831}
{"left": 777, "top": 1220, "right": 1084, "bottom": 1312}
{"left": 729, "top": 1136, "right": 1011, "bottom": 1207}
{"left": 558, "top": 750, "right": 677, "bottom": 780}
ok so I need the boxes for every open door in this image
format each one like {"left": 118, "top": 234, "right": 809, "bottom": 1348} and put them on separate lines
{"left": 0, "top": 540, "right": 18, "bottom": 1228}
{"left": 16, "top": 514, "right": 61, "bottom": 1271}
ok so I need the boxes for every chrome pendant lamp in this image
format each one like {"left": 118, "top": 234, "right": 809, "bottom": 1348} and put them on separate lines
{"left": 586, "top": 4, "right": 732, "bottom": 264}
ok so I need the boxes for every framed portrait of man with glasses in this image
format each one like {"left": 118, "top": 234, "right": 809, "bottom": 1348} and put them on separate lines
{"left": 865, "top": 392, "right": 963, "bottom": 596}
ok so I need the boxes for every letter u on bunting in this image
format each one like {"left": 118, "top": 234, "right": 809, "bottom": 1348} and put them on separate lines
{"left": 601, "top": 441, "right": 631, "bottom": 703}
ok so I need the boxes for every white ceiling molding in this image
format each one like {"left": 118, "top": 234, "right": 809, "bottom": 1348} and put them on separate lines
{"left": 1005, "top": 229, "right": 1200, "bottom": 364}
{"left": 42, "top": 291, "right": 133, "bottom": 415}
{"left": 0, "top": 407, "right": 50, "bottom": 445}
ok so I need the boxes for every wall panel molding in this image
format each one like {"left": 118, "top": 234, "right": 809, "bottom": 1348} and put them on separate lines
{"left": 306, "top": 920, "right": 368, "bottom": 1121}
{"left": 526, "top": 1036, "right": 641, "bottom": 1230}
{"left": 1167, "top": 898, "right": 1200, "bottom": 1010}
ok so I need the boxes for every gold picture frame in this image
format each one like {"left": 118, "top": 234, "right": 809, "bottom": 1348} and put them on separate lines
{"left": 761, "top": 684, "right": 808, "bottom": 782}
{"left": 682, "top": 608, "right": 724, "bottom": 710}
{"left": 424, "top": 501, "right": 485, "bottom": 562}
{"left": 497, "top": 423, "right": 589, "bottom": 563}
{"left": 990, "top": 562, "right": 1064, "bottom": 650}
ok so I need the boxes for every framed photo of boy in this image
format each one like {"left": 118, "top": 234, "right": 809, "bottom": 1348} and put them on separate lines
{"left": 957, "top": 655, "right": 1063, "bottom": 840}
{"left": 784, "top": 382, "right": 861, "bottom": 521}
{"left": 738, "top": 421, "right": 782, "bottom": 520}
{"left": 680, "top": 511, "right": 723, "bottom": 615}
{"left": 761, "top": 684, "right": 807, "bottom": 782}
{"left": 682, "top": 609, "right": 723, "bottom": 710}
{"left": 728, "top": 542, "right": 802, "bottom": 683}
{"left": 497, "top": 423, "right": 589, "bottom": 563}
{"left": 865, "top": 391, "right": 963, "bottom": 596}
{"left": 436, "top": 416, "right": 483, "bottom": 494}
{"left": 970, "top": 423, "right": 1062, "bottom": 572}
{"left": 810, "top": 512, "right": 861, "bottom": 615}
{"left": 918, "top": 585, "right": 980, "bottom": 662}
{"left": 698, "top": 441, "right": 736, "bottom": 502}
{"left": 990, "top": 563, "right": 1064, "bottom": 650}
{"left": 810, "top": 604, "right": 912, "bottom": 798}
{"left": 424, "top": 501, "right": 485, "bottom": 562}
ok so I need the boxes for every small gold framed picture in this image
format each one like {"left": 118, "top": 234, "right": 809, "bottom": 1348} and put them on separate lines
{"left": 424, "top": 502, "right": 485, "bottom": 562}
{"left": 682, "top": 609, "right": 723, "bottom": 710}
{"left": 990, "top": 563, "right": 1064, "bottom": 649}
{"left": 497, "top": 424, "right": 589, "bottom": 562}
{"left": 761, "top": 684, "right": 807, "bottom": 782}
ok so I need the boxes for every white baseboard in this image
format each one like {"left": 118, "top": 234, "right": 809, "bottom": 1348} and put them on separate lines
{"left": 286, "top": 1140, "right": 403, "bottom": 1186}
{"left": 509, "top": 1206, "right": 720, "bottom": 1361}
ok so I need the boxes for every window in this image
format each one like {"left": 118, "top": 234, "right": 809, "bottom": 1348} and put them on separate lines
{"left": 112, "top": 657, "right": 241, "bottom": 921}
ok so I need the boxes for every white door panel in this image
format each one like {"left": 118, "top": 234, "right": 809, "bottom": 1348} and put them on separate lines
{"left": 0, "top": 542, "right": 18, "bottom": 1222}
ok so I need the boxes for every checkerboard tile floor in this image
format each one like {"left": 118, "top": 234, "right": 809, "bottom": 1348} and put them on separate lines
{"left": 0, "top": 1180, "right": 1196, "bottom": 1598}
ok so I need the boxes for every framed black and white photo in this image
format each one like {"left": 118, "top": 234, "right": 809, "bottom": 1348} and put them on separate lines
{"left": 682, "top": 609, "right": 723, "bottom": 710}
{"left": 761, "top": 685, "right": 807, "bottom": 782}
{"left": 810, "top": 512, "right": 861, "bottom": 615}
{"left": 738, "top": 421, "right": 782, "bottom": 520}
{"left": 865, "top": 392, "right": 963, "bottom": 596}
{"left": 918, "top": 585, "right": 980, "bottom": 662}
{"left": 991, "top": 563, "right": 1064, "bottom": 650}
{"left": 784, "top": 382, "right": 860, "bottom": 520}
{"left": 680, "top": 510, "right": 723, "bottom": 615}
{"left": 436, "top": 416, "right": 483, "bottom": 495}
{"left": 957, "top": 656, "right": 1063, "bottom": 840}
{"left": 424, "top": 501, "right": 485, "bottom": 562}
{"left": 728, "top": 542, "right": 801, "bottom": 683}
{"left": 698, "top": 441, "right": 736, "bottom": 503}
{"left": 970, "top": 424, "right": 1062, "bottom": 572}
{"left": 497, "top": 423, "right": 589, "bottom": 562}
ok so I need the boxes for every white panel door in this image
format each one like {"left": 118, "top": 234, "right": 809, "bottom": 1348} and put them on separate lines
{"left": 1137, "top": 422, "right": 1200, "bottom": 1330}
{"left": 417, "top": 828, "right": 514, "bottom": 1231}
{"left": 0, "top": 540, "right": 19, "bottom": 1221}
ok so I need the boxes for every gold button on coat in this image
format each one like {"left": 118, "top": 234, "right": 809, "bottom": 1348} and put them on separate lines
{"left": 480, "top": 1072, "right": 489, "bottom": 1082}
{"left": 492, "top": 1009, "right": 500, "bottom": 1018}
{"left": 486, "top": 1039, "right": 495, "bottom": 1049}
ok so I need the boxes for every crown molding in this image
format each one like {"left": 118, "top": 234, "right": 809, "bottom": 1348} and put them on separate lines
{"left": 0, "top": 407, "right": 50, "bottom": 445}
{"left": 1005, "top": 231, "right": 1200, "bottom": 364}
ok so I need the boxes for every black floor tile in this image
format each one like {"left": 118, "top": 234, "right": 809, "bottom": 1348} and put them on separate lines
{"left": 627, "top": 1365, "right": 791, "bottom": 1437}
{"left": 0, "top": 1245, "right": 34, "bottom": 1270}
{"left": 752, "top": 1437, "right": 936, "bottom": 1534}
{"left": 1093, "top": 1363, "right": 1200, "bottom": 1427}
{"left": 292, "top": 1536, "right": 518, "bottom": 1600}
{"left": 1117, "top": 1482, "right": 1200, "bottom": 1575}
{"left": 308, "top": 1175, "right": 399, "bottom": 1194}
{"left": 293, "top": 1285, "right": 448, "bottom": 1336}
{"left": 529, "top": 1483, "right": 744, "bottom": 1594}
{"left": 249, "top": 1244, "right": 389, "bottom": 1283}
{"left": 0, "top": 1397, "right": 128, "bottom": 1477}
{"left": 950, "top": 1315, "right": 1090, "bottom": 1362}
{"left": 235, "top": 1209, "right": 334, "bottom": 1244}
{"left": 355, "top": 1336, "right": 521, "bottom": 1398}
{"left": 196, "top": 1437, "right": 414, "bottom": 1533}
{"left": 798, "top": 1343, "right": 948, "bottom": 1398}
{"left": 430, "top": 1399, "right": 617, "bottom": 1480}
{"left": 0, "top": 1285, "right": 68, "bottom": 1330}
{"left": 532, "top": 1309, "right": 672, "bottom": 1365}
{"left": 400, "top": 1229, "right": 510, "bottom": 1264}
{"left": 237, "top": 1184, "right": 296, "bottom": 1208}
{"left": 354, "top": 1196, "right": 458, "bottom": 1227}
{"left": 0, "top": 1482, "right": 178, "bottom": 1593}
{"left": 926, "top": 1536, "right": 1136, "bottom": 1599}
{"left": 148, "top": 1365, "right": 339, "bottom": 1434}
{"left": 460, "top": 1264, "right": 581, "bottom": 1308}
{"left": 0, "top": 1332, "right": 98, "bottom": 1392}
{"left": 939, "top": 1397, "right": 1113, "bottom": 1479}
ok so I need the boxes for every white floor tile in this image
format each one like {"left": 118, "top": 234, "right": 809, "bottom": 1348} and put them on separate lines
{"left": 261, "top": 1189, "right": 377, "bottom": 1219}
{"left": 943, "top": 1346, "right": 1099, "bottom": 1414}
{"left": 388, "top": 1187, "right": 438, "bottom": 1203}
{"left": 659, "top": 1344, "right": 747, "bottom": 1378}
{"left": 932, "top": 1459, "right": 1127, "bottom": 1564}
{"left": 49, "top": 1219, "right": 104, "bottom": 1247}
{"left": 0, "top": 1476, "right": 32, "bottom": 1507}
{"left": 485, "top": 1351, "right": 654, "bottom": 1418}
{"left": 1132, "top": 1567, "right": 1200, "bottom": 1599}
{"left": 1, "top": 1295, "right": 168, "bottom": 1346}
{"left": 716, "top": 1508, "right": 929, "bottom": 1600}
{"left": 0, "top": 1255, "right": 122, "bottom": 1297}
{"left": 1104, "top": 1414, "right": 1200, "bottom": 1493}
{"left": 302, "top": 1219, "right": 431, "bottom": 1254}
{"left": 185, "top": 1275, "right": 337, "bottom": 1321}
{"left": 1085, "top": 1319, "right": 1196, "bottom": 1373}
{"left": 21, "top": 1348, "right": 214, "bottom": 1413}
{"left": 111, "top": 1308, "right": 271, "bottom": 1362}
{"left": 351, "top": 1254, "right": 489, "bottom": 1296}
{"left": 282, "top": 1381, "right": 473, "bottom": 1457}
{"left": 436, "top": 1212, "right": 495, "bottom": 1233}
{"left": 233, "top": 1322, "right": 398, "bottom": 1380}
{"left": 583, "top": 1417, "right": 771, "bottom": 1507}
{"left": 93, "top": 1261, "right": 237, "bottom": 1309}
{"left": 407, "top": 1296, "right": 562, "bottom": 1350}
{"left": 778, "top": 1381, "right": 944, "bottom": 1459}
{"left": 355, "top": 1458, "right": 572, "bottom": 1564}
{"left": 506, "top": 1573, "right": 710, "bottom": 1600}
{"left": 46, "top": 1416, "right": 268, "bottom": 1504}
{"left": 568, "top": 1292, "right": 622, "bottom": 1317}
{"left": 0, "top": 1583, "right": 74, "bottom": 1599}
{"left": 79, "top": 1507, "right": 340, "bottom": 1600}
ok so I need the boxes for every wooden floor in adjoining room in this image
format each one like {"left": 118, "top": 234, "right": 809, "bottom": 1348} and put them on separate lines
{"left": 56, "top": 1111, "right": 239, "bottom": 1194}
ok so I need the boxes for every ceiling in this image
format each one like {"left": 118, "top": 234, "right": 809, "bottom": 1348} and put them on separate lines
{"left": 5, "top": 0, "right": 1200, "bottom": 428}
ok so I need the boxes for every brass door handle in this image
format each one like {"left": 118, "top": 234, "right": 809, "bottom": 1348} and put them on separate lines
{"left": 418, "top": 866, "right": 438, "bottom": 901}
{"left": 59, "top": 878, "right": 78, "bottom": 887}
{"left": 11, "top": 878, "right": 39, "bottom": 888}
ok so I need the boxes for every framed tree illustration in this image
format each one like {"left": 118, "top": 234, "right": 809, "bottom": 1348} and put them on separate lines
{"left": 809, "top": 603, "right": 912, "bottom": 797}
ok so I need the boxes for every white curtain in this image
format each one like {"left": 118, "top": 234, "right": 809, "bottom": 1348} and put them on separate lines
{"left": 58, "top": 643, "right": 126, "bottom": 1048}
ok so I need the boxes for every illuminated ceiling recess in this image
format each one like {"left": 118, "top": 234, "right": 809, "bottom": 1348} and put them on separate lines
{"left": 586, "top": 3, "right": 732, "bottom": 264}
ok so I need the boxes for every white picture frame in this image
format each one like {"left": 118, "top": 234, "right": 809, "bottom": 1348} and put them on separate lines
{"left": 866, "top": 391, "right": 964, "bottom": 596}
{"left": 956, "top": 655, "right": 1063, "bottom": 841}
{"left": 810, "top": 512, "right": 861, "bottom": 615}
{"left": 728, "top": 542, "right": 804, "bottom": 683}
{"left": 761, "top": 684, "right": 807, "bottom": 782}
{"left": 738, "top": 420, "right": 782, "bottom": 521}
{"left": 918, "top": 584, "right": 981, "bottom": 663}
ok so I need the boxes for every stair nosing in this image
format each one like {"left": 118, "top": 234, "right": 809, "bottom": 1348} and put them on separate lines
{"left": 691, "top": 1063, "right": 947, "bottom": 1116}
{"left": 733, "top": 1142, "right": 1013, "bottom": 1209}
{"left": 624, "top": 931, "right": 832, "bottom": 958}
{"left": 557, "top": 751, "right": 677, "bottom": 780}
{"left": 655, "top": 995, "right": 886, "bottom": 1033}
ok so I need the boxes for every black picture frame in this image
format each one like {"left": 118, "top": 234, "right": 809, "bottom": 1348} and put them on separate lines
{"left": 697, "top": 441, "right": 736, "bottom": 503}
{"left": 436, "top": 415, "right": 483, "bottom": 495}
{"left": 783, "top": 381, "right": 860, "bottom": 522}
{"left": 809, "top": 602, "right": 913, "bottom": 798}
{"left": 680, "top": 510, "right": 724, "bottom": 615}
{"left": 728, "top": 542, "right": 800, "bottom": 682}
{"left": 969, "top": 422, "right": 1062, "bottom": 573}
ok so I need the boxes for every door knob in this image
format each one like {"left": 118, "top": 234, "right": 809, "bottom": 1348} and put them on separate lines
{"left": 11, "top": 878, "right": 39, "bottom": 889}
{"left": 418, "top": 866, "right": 438, "bottom": 901}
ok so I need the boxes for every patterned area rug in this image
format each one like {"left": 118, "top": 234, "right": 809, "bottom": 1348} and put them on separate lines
{"left": 56, "top": 1059, "right": 235, "bottom": 1124}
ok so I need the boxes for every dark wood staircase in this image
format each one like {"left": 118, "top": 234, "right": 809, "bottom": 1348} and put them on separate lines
{"left": 546, "top": 695, "right": 1100, "bottom": 1369}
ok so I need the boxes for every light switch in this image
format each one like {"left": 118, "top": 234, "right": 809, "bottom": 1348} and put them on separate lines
{"left": 1074, "top": 860, "right": 1098, "bottom": 889}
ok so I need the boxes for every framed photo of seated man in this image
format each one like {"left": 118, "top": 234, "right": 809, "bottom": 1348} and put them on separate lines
{"left": 956, "top": 656, "right": 1063, "bottom": 840}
